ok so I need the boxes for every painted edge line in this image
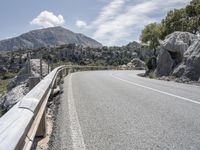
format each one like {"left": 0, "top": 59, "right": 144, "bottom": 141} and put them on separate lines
{"left": 111, "top": 73, "right": 200, "bottom": 105}
{"left": 68, "top": 74, "right": 86, "bottom": 150}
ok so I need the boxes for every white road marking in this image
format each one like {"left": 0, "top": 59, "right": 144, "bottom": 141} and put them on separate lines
{"left": 68, "top": 75, "right": 86, "bottom": 150}
{"left": 111, "top": 73, "right": 200, "bottom": 105}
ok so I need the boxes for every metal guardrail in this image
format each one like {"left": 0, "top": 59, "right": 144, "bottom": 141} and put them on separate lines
{"left": 0, "top": 65, "right": 116, "bottom": 150}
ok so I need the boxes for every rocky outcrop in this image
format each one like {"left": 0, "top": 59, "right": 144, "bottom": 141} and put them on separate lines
{"left": 155, "top": 49, "right": 174, "bottom": 76}
{"left": 120, "top": 58, "right": 146, "bottom": 70}
{"left": 155, "top": 31, "right": 200, "bottom": 81}
{"left": 1, "top": 59, "right": 48, "bottom": 109}
{"left": 161, "top": 32, "right": 197, "bottom": 52}
{"left": 172, "top": 64, "right": 186, "bottom": 78}
{"left": 160, "top": 31, "right": 197, "bottom": 63}
{"left": 180, "top": 40, "right": 200, "bottom": 80}
{"left": 130, "top": 58, "right": 146, "bottom": 69}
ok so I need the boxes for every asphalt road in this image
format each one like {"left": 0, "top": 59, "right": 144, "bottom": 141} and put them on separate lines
{"left": 50, "top": 70, "right": 200, "bottom": 150}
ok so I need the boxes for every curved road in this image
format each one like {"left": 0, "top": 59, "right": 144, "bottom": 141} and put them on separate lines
{"left": 51, "top": 70, "right": 200, "bottom": 150}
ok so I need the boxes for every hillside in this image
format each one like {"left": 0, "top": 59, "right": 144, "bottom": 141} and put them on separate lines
{"left": 0, "top": 26, "right": 102, "bottom": 51}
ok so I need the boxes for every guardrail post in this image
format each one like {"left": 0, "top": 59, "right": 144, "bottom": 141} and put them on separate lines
{"left": 36, "top": 111, "right": 46, "bottom": 137}
{"left": 29, "top": 77, "right": 41, "bottom": 91}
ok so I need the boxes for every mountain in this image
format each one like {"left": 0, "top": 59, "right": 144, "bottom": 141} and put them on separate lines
{"left": 126, "top": 41, "right": 141, "bottom": 50}
{"left": 0, "top": 26, "right": 102, "bottom": 51}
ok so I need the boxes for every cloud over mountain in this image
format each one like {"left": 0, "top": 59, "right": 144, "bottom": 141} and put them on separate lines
{"left": 30, "top": 10, "right": 65, "bottom": 28}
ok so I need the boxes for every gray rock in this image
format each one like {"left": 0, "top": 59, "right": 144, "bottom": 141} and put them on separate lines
{"left": 156, "top": 32, "right": 200, "bottom": 81}
{"left": 155, "top": 50, "right": 174, "bottom": 77}
{"left": 183, "top": 40, "right": 200, "bottom": 81}
{"left": 130, "top": 58, "right": 146, "bottom": 69}
{"left": 161, "top": 31, "right": 197, "bottom": 53}
{"left": 172, "top": 64, "right": 186, "bottom": 78}
{"left": 126, "top": 62, "right": 134, "bottom": 70}
{"left": 160, "top": 32, "right": 197, "bottom": 63}
{"left": 2, "top": 59, "right": 48, "bottom": 109}
{"left": 3, "top": 83, "right": 28, "bottom": 109}
{"left": 131, "top": 52, "right": 138, "bottom": 58}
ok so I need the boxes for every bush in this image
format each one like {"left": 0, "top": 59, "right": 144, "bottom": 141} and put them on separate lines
{"left": 148, "top": 72, "right": 156, "bottom": 79}
{"left": 2, "top": 72, "right": 16, "bottom": 80}
{"left": 145, "top": 57, "right": 157, "bottom": 71}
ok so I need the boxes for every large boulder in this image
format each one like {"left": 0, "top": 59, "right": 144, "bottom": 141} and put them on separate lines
{"left": 183, "top": 40, "right": 200, "bottom": 80}
{"left": 155, "top": 50, "right": 174, "bottom": 77}
{"left": 156, "top": 31, "right": 200, "bottom": 81}
{"left": 160, "top": 32, "right": 197, "bottom": 63}
{"left": 161, "top": 31, "right": 197, "bottom": 53}
{"left": 172, "top": 40, "right": 200, "bottom": 81}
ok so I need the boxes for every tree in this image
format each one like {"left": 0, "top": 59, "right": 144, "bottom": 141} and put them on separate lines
{"left": 186, "top": 0, "right": 200, "bottom": 34}
{"left": 140, "top": 23, "right": 162, "bottom": 56}
{"left": 161, "top": 8, "right": 188, "bottom": 38}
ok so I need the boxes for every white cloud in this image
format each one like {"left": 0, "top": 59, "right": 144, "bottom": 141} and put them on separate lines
{"left": 76, "top": 20, "right": 87, "bottom": 28}
{"left": 91, "top": 0, "right": 126, "bottom": 26}
{"left": 87, "top": 0, "right": 190, "bottom": 45}
{"left": 30, "top": 10, "right": 65, "bottom": 28}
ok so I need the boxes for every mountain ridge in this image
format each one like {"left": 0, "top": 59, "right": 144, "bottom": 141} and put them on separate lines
{"left": 0, "top": 26, "right": 102, "bottom": 51}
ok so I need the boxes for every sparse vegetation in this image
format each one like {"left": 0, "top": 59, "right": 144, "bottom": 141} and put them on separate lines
{"left": 148, "top": 72, "right": 156, "bottom": 79}
{"left": 0, "top": 79, "right": 8, "bottom": 96}
{"left": 1, "top": 72, "right": 16, "bottom": 80}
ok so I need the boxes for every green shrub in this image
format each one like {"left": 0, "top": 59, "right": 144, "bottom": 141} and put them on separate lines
{"left": 148, "top": 72, "right": 156, "bottom": 79}
{"left": 145, "top": 57, "right": 157, "bottom": 71}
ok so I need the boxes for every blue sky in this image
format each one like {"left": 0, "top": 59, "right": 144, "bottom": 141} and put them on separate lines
{"left": 0, "top": 0, "right": 190, "bottom": 46}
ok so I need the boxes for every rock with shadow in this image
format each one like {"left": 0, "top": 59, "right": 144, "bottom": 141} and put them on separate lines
{"left": 155, "top": 31, "right": 200, "bottom": 82}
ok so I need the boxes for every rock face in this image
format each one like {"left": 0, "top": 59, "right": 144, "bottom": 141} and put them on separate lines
{"left": 0, "top": 26, "right": 102, "bottom": 51}
{"left": 160, "top": 31, "right": 197, "bottom": 63}
{"left": 182, "top": 41, "right": 200, "bottom": 80}
{"left": 155, "top": 49, "right": 174, "bottom": 76}
{"left": 1, "top": 59, "right": 48, "bottom": 109}
{"left": 161, "top": 32, "right": 197, "bottom": 53}
{"left": 156, "top": 31, "right": 200, "bottom": 81}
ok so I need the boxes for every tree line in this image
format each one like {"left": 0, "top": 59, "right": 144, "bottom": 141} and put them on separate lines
{"left": 140, "top": 0, "right": 200, "bottom": 52}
